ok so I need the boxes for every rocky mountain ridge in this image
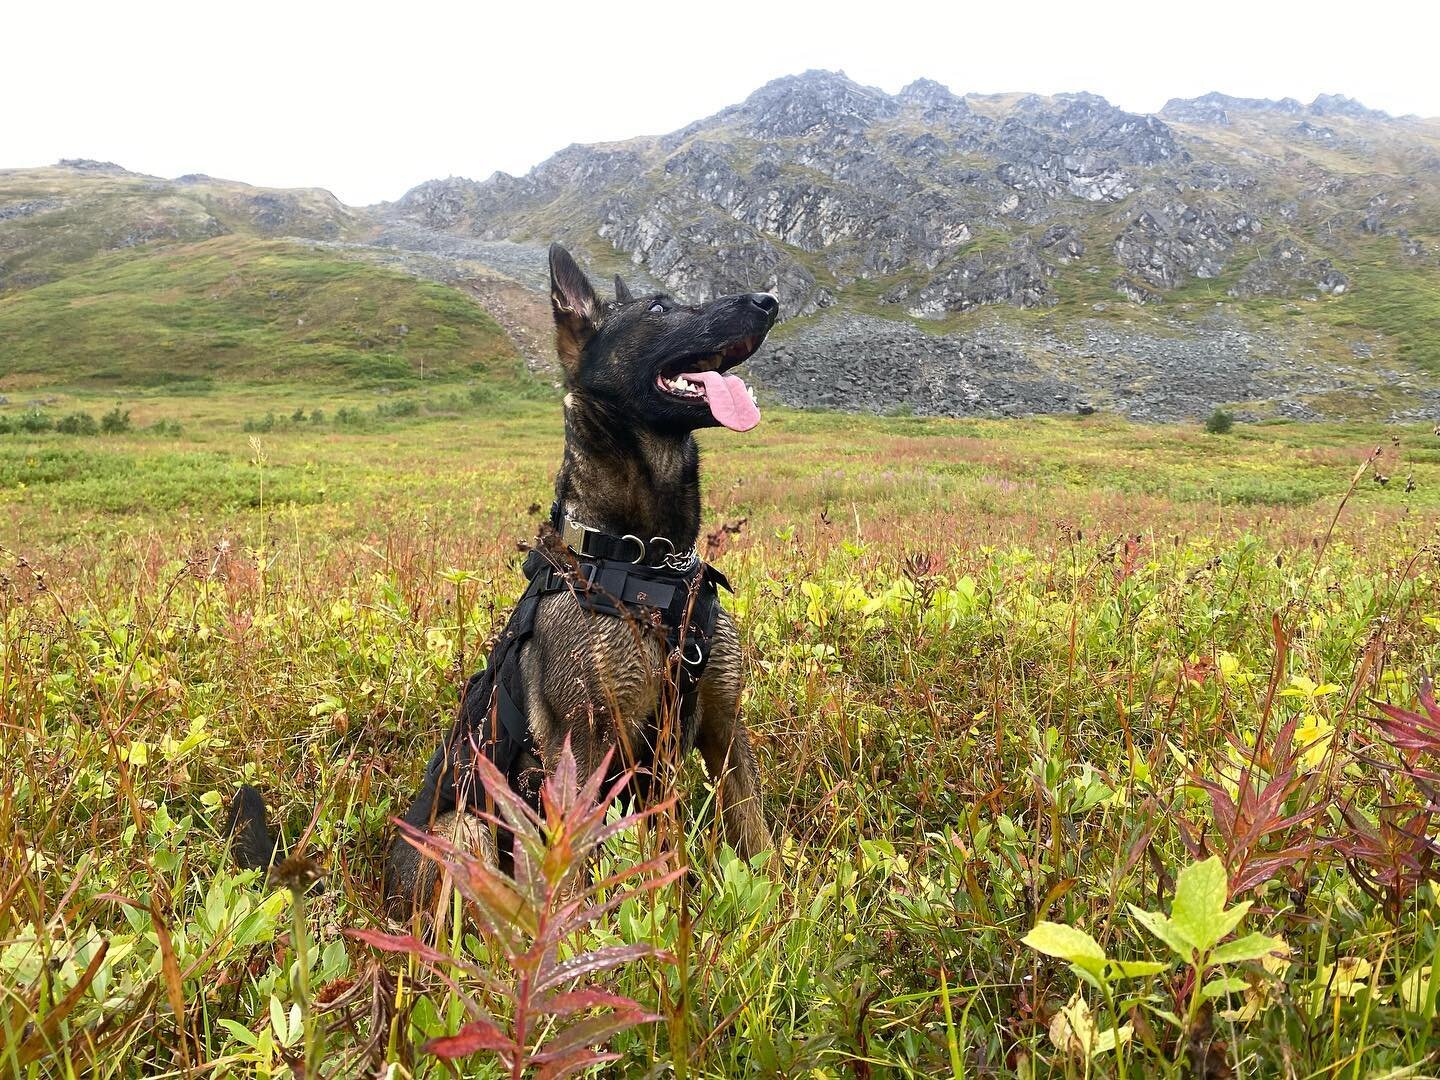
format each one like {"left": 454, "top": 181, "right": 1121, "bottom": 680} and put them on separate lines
{"left": 5, "top": 72, "right": 1440, "bottom": 420}
{"left": 379, "top": 73, "right": 1438, "bottom": 318}
{"left": 369, "top": 71, "right": 1440, "bottom": 420}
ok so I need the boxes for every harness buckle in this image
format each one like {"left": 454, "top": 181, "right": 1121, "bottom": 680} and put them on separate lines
{"left": 562, "top": 516, "right": 600, "bottom": 556}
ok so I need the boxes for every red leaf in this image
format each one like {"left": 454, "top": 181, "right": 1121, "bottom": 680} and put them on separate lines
{"left": 424, "top": 1017, "right": 514, "bottom": 1059}
{"left": 530, "top": 1010, "right": 661, "bottom": 1061}
{"left": 541, "top": 988, "right": 642, "bottom": 1017}
{"left": 345, "top": 929, "right": 462, "bottom": 969}
{"left": 533, "top": 943, "right": 666, "bottom": 995}
{"left": 536, "top": 1050, "right": 620, "bottom": 1080}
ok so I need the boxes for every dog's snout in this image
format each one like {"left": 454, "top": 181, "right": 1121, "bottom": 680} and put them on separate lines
{"left": 745, "top": 292, "right": 779, "bottom": 319}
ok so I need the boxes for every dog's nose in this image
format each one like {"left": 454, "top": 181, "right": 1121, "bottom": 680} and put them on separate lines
{"left": 745, "top": 292, "right": 780, "bottom": 319}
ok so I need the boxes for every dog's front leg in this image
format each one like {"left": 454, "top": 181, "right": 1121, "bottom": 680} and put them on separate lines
{"left": 693, "top": 617, "right": 772, "bottom": 861}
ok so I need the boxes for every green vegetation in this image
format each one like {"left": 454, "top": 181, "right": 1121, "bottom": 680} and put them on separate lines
{"left": 1327, "top": 259, "right": 1440, "bottom": 372}
{"left": 0, "top": 236, "right": 525, "bottom": 389}
{"left": 1205, "top": 406, "right": 1235, "bottom": 434}
{"left": 0, "top": 166, "right": 358, "bottom": 290}
{"left": 3, "top": 396, "right": 1439, "bottom": 1076}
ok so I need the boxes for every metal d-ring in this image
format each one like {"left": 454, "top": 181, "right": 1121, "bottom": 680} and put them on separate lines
{"left": 649, "top": 535, "right": 675, "bottom": 558}
{"left": 682, "top": 640, "right": 705, "bottom": 666}
{"left": 621, "top": 533, "right": 646, "bottom": 563}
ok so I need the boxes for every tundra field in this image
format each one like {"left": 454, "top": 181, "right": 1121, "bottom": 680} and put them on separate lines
{"left": 4, "top": 387, "right": 1440, "bottom": 1077}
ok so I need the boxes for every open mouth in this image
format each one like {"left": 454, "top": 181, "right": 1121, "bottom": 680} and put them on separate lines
{"left": 655, "top": 336, "right": 763, "bottom": 431}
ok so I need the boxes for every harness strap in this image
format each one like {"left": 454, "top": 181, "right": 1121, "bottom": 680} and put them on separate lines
{"left": 402, "top": 540, "right": 731, "bottom": 829}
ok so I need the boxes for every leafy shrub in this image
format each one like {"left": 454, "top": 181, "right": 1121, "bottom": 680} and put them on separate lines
{"left": 56, "top": 412, "right": 99, "bottom": 435}
{"left": 309, "top": 409, "right": 325, "bottom": 425}
{"left": 1205, "top": 407, "right": 1235, "bottom": 434}
{"left": 100, "top": 406, "right": 132, "bottom": 434}
{"left": 376, "top": 398, "right": 420, "bottom": 419}
{"left": 16, "top": 410, "right": 56, "bottom": 434}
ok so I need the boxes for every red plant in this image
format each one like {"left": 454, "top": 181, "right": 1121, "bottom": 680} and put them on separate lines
{"left": 1371, "top": 677, "right": 1440, "bottom": 792}
{"left": 1337, "top": 677, "right": 1440, "bottom": 920}
{"left": 349, "top": 739, "right": 683, "bottom": 1078}
{"left": 1333, "top": 800, "right": 1437, "bottom": 922}
{"left": 1181, "top": 716, "right": 1329, "bottom": 896}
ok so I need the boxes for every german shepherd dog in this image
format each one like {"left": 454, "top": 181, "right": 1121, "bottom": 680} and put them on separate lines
{"left": 231, "top": 245, "right": 776, "bottom": 917}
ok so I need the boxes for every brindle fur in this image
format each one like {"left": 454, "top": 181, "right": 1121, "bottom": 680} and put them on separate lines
{"left": 384, "top": 245, "right": 776, "bottom": 918}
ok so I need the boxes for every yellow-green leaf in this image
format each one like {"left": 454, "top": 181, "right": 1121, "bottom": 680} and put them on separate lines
{"left": 1022, "top": 921, "right": 1107, "bottom": 970}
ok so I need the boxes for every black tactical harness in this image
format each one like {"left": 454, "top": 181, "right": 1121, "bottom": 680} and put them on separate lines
{"left": 398, "top": 507, "right": 731, "bottom": 835}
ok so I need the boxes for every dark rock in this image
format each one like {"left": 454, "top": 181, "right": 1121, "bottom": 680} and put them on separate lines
{"left": 56, "top": 158, "right": 129, "bottom": 172}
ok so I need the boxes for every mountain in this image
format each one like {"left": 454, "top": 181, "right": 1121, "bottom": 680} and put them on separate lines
{"left": 0, "top": 164, "right": 522, "bottom": 388}
{"left": 0, "top": 162, "right": 361, "bottom": 291}
{"left": 376, "top": 71, "right": 1440, "bottom": 421}
{"left": 5, "top": 73, "right": 1440, "bottom": 419}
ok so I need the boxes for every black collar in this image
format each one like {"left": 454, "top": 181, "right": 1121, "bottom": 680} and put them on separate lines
{"left": 549, "top": 503, "right": 697, "bottom": 570}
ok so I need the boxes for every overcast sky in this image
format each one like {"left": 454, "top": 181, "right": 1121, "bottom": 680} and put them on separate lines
{"left": 9, "top": 0, "right": 1438, "bottom": 206}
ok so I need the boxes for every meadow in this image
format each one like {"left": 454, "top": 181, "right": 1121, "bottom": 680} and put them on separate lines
{"left": 3, "top": 385, "right": 1440, "bottom": 1077}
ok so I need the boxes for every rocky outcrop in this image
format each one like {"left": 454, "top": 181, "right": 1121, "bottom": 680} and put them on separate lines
{"left": 1113, "top": 198, "right": 1262, "bottom": 291}
{"left": 1161, "top": 92, "right": 1388, "bottom": 125}
{"left": 56, "top": 159, "right": 132, "bottom": 172}
{"left": 0, "top": 198, "right": 62, "bottom": 221}
{"left": 1227, "top": 239, "right": 1349, "bottom": 298}
{"left": 1309, "top": 93, "right": 1389, "bottom": 120}
{"left": 883, "top": 239, "right": 1057, "bottom": 317}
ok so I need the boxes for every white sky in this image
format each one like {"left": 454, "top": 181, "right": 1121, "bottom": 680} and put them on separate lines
{"left": 9, "top": 0, "right": 1439, "bottom": 206}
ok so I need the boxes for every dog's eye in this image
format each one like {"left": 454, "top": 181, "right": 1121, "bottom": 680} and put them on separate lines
{"left": 648, "top": 301, "right": 665, "bottom": 314}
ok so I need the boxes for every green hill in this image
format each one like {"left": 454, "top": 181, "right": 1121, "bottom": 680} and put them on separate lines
{"left": 0, "top": 163, "right": 361, "bottom": 291}
{"left": 0, "top": 235, "right": 523, "bottom": 389}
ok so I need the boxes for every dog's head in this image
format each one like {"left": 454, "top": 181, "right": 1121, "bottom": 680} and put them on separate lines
{"left": 548, "top": 244, "right": 778, "bottom": 434}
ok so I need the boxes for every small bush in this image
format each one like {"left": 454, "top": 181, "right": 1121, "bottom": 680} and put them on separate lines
{"left": 146, "top": 419, "right": 183, "bottom": 437}
{"left": 1205, "top": 407, "right": 1235, "bottom": 434}
{"left": 376, "top": 398, "right": 419, "bottom": 419}
{"left": 56, "top": 412, "right": 99, "bottom": 435}
{"left": 291, "top": 407, "right": 307, "bottom": 423}
{"left": 19, "top": 410, "right": 56, "bottom": 434}
{"left": 100, "top": 406, "right": 132, "bottom": 434}
{"left": 309, "top": 409, "right": 325, "bottom": 425}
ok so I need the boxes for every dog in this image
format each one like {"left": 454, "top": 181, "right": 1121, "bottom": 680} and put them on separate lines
{"left": 230, "top": 244, "right": 777, "bottom": 918}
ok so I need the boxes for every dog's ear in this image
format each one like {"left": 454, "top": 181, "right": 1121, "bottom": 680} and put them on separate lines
{"left": 549, "top": 244, "right": 601, "bottom": 373}
{"left": 613, "top": 274, "right": 635, "bottom": 305}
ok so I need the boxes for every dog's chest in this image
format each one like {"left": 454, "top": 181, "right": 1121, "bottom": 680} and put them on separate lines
{"left": 532, "top": 595, "right": 684, "bottom": 734}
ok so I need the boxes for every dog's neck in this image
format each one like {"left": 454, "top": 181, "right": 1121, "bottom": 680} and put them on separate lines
{"left": 553, "top": 395, "right": 703, "bottom": 551}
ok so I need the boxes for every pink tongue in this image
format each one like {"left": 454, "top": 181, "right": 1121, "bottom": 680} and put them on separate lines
{"left": 684, "top": 369, "right": 760, "bottom": 431}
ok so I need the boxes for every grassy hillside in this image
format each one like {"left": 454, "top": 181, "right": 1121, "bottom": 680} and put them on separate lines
{"left": 0, "top": 165, "right": 361, "bottom": 290}
{"left": 0, "top": 236, "right": 527, "bottom": 389}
